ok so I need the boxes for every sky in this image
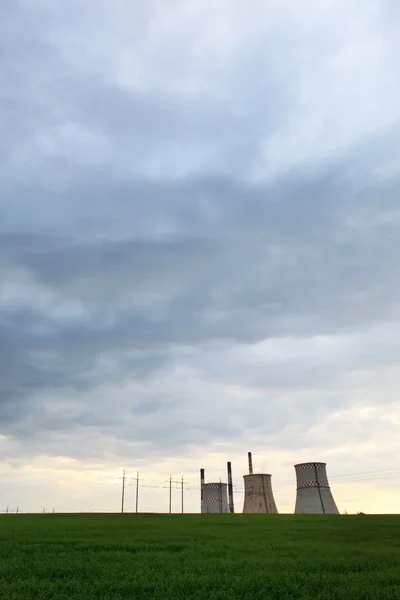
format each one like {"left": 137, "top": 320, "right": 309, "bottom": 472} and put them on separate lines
{"left": 1, "top": 0, "right": 400, "bottom": 515}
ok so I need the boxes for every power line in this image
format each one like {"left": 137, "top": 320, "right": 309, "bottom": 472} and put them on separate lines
{"left": 165, "top": 475, "right": 188, "bottom": 513}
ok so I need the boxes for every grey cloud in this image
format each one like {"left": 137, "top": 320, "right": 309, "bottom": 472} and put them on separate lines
{"left": 1, "top": 168, "right": 400, "bottom": 443}
{"left": 3, "top": 0, "right": 398, "bottom": 190}
{"left": 0, "top": 3, "right": 291, "bottom": 184}
{"left": 3, "top": 172, "right": 400, "bottom": 335}
{"left": 1, "top": 0, "right": 400, "bottom": 493}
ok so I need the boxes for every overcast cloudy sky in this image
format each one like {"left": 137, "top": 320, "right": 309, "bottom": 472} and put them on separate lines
{"left": 1, "top": 0, "right": 400, "bottom": 514}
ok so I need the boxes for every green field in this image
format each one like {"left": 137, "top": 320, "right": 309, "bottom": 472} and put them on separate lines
{"left": 1, "top": 514, "right": 400, "bottom": 599}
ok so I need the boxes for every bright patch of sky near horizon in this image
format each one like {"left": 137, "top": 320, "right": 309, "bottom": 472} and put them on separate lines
{"left": 1, "top": 0, "right": 400, "bottom": 514}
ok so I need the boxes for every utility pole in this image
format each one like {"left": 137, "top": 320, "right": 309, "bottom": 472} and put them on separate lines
{"left": 121, "top": 470, "right": 126, "bottom": 514}
{"left": 165, "top": 476, "right": 187, "bottom": 514}
{"left": 136, "top": 472, "right": 139, "bottom": 513}
{"left": 219, "top": 479, "right": 222, "bottom": 514}
{"left": 129, "top": 472, "right": 140, "bottom": 513}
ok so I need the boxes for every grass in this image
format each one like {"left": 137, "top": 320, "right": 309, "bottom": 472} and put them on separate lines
{"left": 1, "top": 514, "right": 400, "bottom": 599}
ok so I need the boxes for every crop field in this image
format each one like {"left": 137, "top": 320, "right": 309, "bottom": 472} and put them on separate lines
{"left": 1, "top": 514, "right": 400, "bottom": 600}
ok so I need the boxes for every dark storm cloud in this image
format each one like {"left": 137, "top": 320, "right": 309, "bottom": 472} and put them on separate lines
{"left": 1, "top": 0, "right": 400, "bottom": 471}
{"left": 2, "top": 168, "right": 400, "bottom": 334}
{"left": 2, "top": 168, "right": 400, "bottom": 449}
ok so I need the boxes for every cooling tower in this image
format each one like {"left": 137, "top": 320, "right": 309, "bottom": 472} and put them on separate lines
{"left": 242, "top": 452, "right": 279, "bottom": 514}
{"left": 202, "top": 483, "right": 230, "bottom": 513}
{"left": 294, "top": 462, "right": 339, "bottom": 514}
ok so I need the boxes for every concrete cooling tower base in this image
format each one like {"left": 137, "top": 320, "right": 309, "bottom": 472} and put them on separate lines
{"left": 295, "top": 487, "right": 339, "bottom": 514}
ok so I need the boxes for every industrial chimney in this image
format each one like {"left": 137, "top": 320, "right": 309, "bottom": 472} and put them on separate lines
{"left": 294, "top": 462, "right": 339, "bottom": 514}
{"left": 248, "top": 451, "right": 253, "bottom": 475}
{"left": 200, "top": 468, "right": 205, "bottom": 513}
{"left": 243, "top": 452, "right": 278, "bottom": 514}
{"left": 227, "top": 462, "right": 235, "bottom": 514}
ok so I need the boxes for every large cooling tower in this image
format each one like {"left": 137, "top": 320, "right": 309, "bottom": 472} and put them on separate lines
{"left": 242, "top": 452, "right": 278, "bottom": 514}
{"left": 294, "top": 462, "right": 339, "bottom": 514}
{"left": 202, "top": 483, "right": 230, "bottom": 513}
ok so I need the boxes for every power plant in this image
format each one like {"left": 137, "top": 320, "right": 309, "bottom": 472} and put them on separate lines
{"left": 294, "top": 462, "right": 339, "bottom": 514}
{"left": 242, "top": 452, "right": 279, "bottom": 514}
{"left": 13, "top": 457, "right": 348, "bottom": 515}
{"left": 198, "top": 457, "right": 341, "bottom": 516}
{"left": 200, "top": 469, "right": 230, "bottom": 513}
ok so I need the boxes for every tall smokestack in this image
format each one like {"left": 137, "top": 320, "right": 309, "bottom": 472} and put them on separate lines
{"left": 200, "top": 468, "right": 205, "bottom": 513}
{"left": 248, "top": 452, "right": 253, "bottom": 475}
{"left": 227, "top": 461, "right": 235, "bottom": 514}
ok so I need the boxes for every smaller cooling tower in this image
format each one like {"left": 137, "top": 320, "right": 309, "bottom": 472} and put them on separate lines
{"left": 294, "top": 462, "right": 339, "bottom": 514}
{"left": 242, "top": 452, "right": 278, "bottom": 514}
{"left": 202, "top": 483, "right": 230, "bottom": 514}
